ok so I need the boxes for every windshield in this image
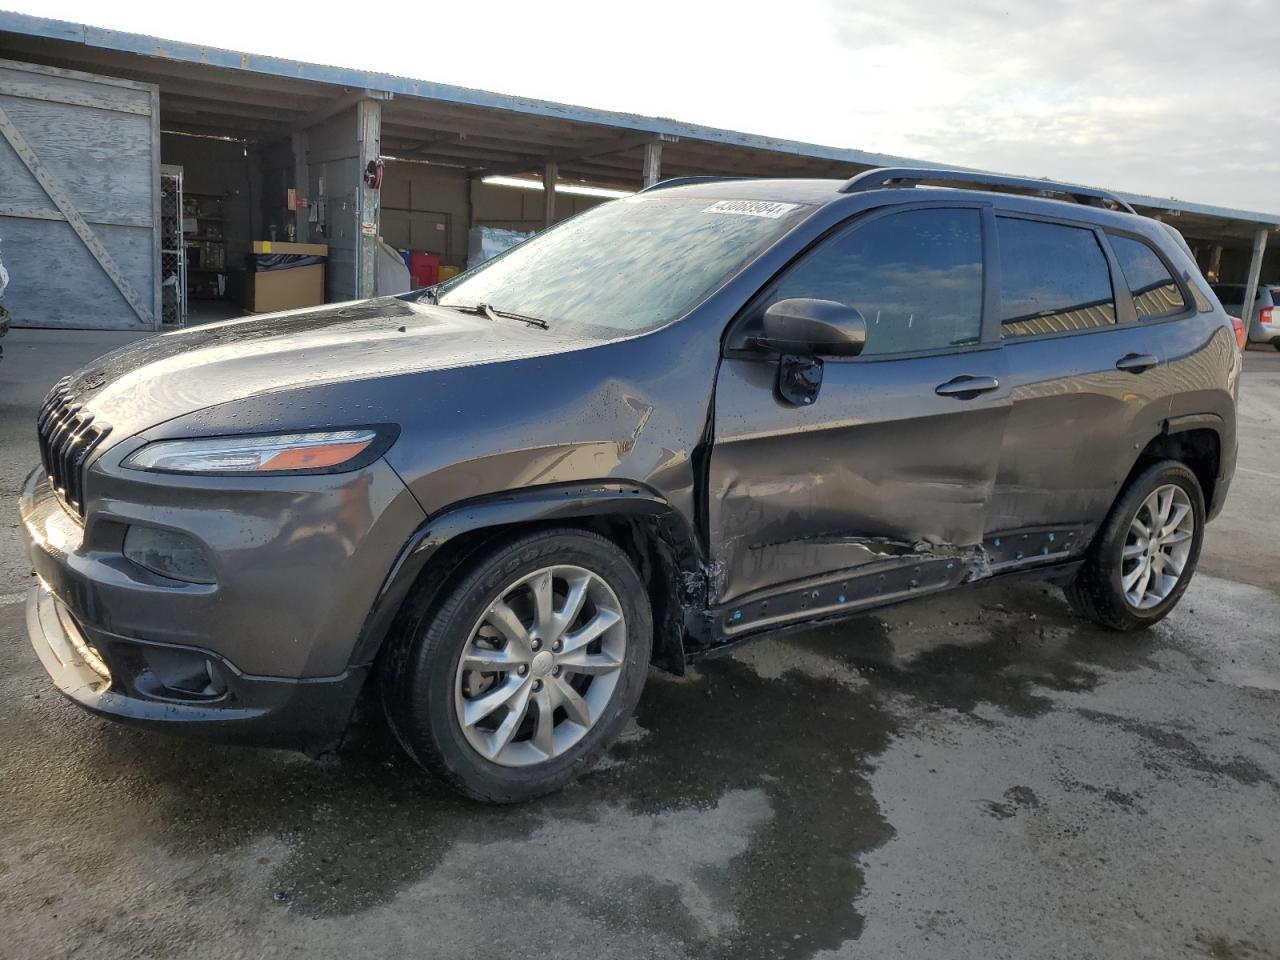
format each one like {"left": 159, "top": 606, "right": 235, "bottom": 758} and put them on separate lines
{"left": 434, "top": 194, "right": 811, "bottom": 335}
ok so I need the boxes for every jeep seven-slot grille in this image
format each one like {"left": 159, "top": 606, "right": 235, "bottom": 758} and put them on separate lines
{"left": 37, "top": 379, "right": 110, "bottom": 516}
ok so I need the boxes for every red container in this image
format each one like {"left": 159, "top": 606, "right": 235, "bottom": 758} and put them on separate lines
{"left": 410, "top": 252, "right": 440, "bottom": 288}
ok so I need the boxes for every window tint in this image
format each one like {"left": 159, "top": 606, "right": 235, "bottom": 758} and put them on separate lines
{"left": 997, "top": 217, "right": 1116, "bottom": 337}
{"left": 767, "top": 208, "right": 983, "bottom": 356}
{"left": 1110, "top": 235, "right": 1187, "bottom": 319}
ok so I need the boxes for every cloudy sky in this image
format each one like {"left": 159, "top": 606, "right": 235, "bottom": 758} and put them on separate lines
{"left": 7, "top": 0, "right": 1279, "bottom": 213}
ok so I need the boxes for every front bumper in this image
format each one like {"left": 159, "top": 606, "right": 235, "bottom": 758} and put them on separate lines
{"left": 25, "top": 582, "right": 367, "bottom": 752}
{"left": 18, "top": 457, "right": 424, "bottom": 752}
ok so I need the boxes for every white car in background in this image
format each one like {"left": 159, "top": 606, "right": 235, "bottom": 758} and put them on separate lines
{"left": 1213, "top": 282, "right": 1280, "bottom": 349}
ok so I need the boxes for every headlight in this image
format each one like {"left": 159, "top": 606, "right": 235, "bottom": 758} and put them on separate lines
{"left": 122, "top": 429, "right": 381, "bottom": 475}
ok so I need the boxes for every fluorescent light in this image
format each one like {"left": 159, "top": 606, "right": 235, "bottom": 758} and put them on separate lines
{"left": 481, "top": 175, "right": 633, "bottom": 199}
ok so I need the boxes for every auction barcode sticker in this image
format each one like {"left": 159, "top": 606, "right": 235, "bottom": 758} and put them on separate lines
{"left": 702, "top": 199, "right": 800, "bottom": 219}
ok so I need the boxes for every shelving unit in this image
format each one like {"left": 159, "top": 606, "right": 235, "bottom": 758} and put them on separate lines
{"left": 183, "top": 191, "right": 228, "bottom": 299}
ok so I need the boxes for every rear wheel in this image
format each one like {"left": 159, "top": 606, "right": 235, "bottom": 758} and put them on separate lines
{"left": 382, "top": 528, "right": 652, "bottom": 802}
{"left": 1065, "top": 460, "right": 1204, "bottom": 631}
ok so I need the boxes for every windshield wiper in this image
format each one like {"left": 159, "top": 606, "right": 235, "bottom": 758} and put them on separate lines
{"left": 435, "top": 301, "right": 548, "bottom": 329}
{"left": 481, "top": 303, "right": 548, "bottom": 329}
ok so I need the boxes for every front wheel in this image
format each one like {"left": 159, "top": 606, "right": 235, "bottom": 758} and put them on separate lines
{"left": 1065, "top": 459, "right": 1204, "bottom": 631}
{"left": 382, "top": 528, "right": 652, "bottom": 802}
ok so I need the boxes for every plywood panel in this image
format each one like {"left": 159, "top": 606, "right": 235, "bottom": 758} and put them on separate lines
{"left": 0, "top": 57, "right": 159, "bottom": 329}
{"left": 0, "top": 97, "right": 154, "bottom": 222}
{"left": 0, "top": 218, "right": 155, "bottom": 328}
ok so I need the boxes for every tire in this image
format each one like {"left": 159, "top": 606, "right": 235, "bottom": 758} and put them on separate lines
{"left": 381, "top": 528, "right": 652, "bottom": 802}
{"left": 1065, "top": 459, "right": 1205, "bottom": 631}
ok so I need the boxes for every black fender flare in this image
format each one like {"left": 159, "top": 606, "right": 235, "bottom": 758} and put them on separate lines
{"left": 1164, "top": 412, "right": 1224, "bottom": 436}
{"left": 1113, "top": 413, "right": 1228, "bottom": 521}
{"left": 1119, "top": 413, "right": 1225, "bottom": 484}
{"left": 348, "top": 482, "right": 704, "bottom": 669}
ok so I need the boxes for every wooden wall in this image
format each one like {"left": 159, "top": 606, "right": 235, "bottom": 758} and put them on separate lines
{"left": 0, "top": 57, "right": 160, "bottom": 329}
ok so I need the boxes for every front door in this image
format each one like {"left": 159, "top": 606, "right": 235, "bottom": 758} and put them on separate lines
{"left": 708, "top": 204, "right": 1009, "bottom": 635}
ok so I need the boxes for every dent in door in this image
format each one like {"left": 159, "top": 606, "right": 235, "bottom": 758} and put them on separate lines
{"left": 708, "top": 355, "right": 1008, "bottom": 603}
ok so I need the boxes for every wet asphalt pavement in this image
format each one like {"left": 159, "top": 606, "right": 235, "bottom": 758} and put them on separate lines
{"left": 2, "top": 332, "right": 1278, "bottom": 960}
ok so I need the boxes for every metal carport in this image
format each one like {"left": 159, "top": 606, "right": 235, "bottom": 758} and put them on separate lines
{"left": 0, "top": 9, "right": 1276, "bottom": 329}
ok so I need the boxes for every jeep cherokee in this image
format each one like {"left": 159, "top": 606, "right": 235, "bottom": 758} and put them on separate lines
{"left": 20, "top": 167, "right": 1238, "bottom": 801}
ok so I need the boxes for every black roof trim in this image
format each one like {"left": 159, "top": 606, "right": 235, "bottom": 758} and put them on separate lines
{"left": 839, "top": 167, "right": 1137, "bottom": 214}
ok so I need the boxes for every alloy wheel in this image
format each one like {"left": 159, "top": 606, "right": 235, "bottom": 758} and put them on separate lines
{"left": 1121, "top": 483, "right": 1195, "bottom": 610}
{"left": 453, "top": 564, "right": 627, "bottom": 767}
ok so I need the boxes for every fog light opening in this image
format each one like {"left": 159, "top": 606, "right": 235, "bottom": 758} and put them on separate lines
{"left": 122, "top": 525, "right": 216, "bottom": 585}
{"left": 143, "top": 648, "right": 229, "bottom": 700}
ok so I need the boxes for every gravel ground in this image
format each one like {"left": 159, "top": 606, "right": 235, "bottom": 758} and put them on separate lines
{"left": 1, "top": 331, "right": 1278, "bottom": 960}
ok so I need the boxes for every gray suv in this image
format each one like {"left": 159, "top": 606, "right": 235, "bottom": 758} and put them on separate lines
{"left": 20, "top": 168, "right": 1239, "bottom": 802}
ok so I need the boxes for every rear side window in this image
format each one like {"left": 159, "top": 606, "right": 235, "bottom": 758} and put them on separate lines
{"left": 1110, "top": 235, "right": 1188, "bottom": 319}
{"left": 767, "top": 207, "right": 984, "bottom": 356}
{"left": 997, "top": 217, "right": 1116, "bottom": 338}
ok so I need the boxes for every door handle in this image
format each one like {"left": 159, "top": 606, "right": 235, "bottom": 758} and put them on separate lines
{"left": 1115, "top": 353, "right": 1158, "bottom": 373}
{"left": 935, "top": 375, "right": 1000, "bottom": 399}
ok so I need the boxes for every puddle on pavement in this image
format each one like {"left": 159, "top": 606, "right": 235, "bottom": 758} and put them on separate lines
{"left": 73, "top": 651, "right": 897, "bottom": 959}
{"left": 787, "top": 579, "right": 1164, "bottom": 720}
{"left": 0, "top": 577, "right": 1176, "bottom": 960}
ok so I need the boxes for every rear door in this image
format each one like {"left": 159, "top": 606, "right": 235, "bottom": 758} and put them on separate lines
{"left": 708, "top": 203, "right": 1010, "bottom": 629}
{"left": 988, "top": 213, "right": 1167, "bottom": 555}
{"left": 1110, "top": 228, "right": 1232, "bottom": 458}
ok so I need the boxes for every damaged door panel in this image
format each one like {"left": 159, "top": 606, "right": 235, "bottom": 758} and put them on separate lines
{"left": 708, "top": 348, "right": 1010, "bottom": 607}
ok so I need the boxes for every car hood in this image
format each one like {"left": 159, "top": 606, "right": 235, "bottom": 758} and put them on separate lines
{"left": 59, "top": 297, "right": 568, "bottom": 442}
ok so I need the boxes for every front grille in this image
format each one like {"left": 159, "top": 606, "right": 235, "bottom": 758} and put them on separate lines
{"left": 37, "top": 378, "right": 110, "bottom": 516}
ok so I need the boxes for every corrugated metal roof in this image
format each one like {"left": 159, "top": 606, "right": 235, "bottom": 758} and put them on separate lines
{"left": 2, "top": 9, "right": 1277, "bottom": 228}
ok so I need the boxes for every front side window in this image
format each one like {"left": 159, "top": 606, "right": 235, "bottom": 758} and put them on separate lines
{"left": 1110, "top": 234, "right": 1187, "bottom": 319}
{"left": 997, "top": 217, "right": 1116, "bottom": 338}
{"left": 762, "top": 207, "right": 984, "bottom": 356}
{"left": 434, "top": 194, "right": 810, "bottom": 336}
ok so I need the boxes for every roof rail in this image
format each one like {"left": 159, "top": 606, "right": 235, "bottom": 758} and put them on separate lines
{"left": 639, "top": 175, "right": 754, "bottom": 193}
{"left": 839, "top": 167, "right": 1137, "bottom": 214}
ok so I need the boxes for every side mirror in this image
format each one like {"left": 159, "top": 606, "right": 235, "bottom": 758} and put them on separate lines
{"left": 758, "top": 298, "right": 866, "bottom": 358}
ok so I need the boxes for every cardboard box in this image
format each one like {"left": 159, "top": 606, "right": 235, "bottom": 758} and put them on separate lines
{"left": 246, "top": 241, "right": 328, "bottom": 312}
{"left": 247, "top": 263, "right": 325, "bottom": 313}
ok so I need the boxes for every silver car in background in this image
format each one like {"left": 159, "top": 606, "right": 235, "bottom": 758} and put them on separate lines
{"left": 1212, "top": 282, "right": 1280, "bottom": 348}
